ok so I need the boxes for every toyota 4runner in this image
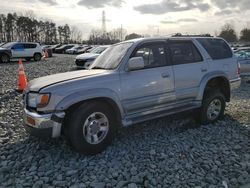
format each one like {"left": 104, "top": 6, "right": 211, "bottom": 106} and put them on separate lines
{"left": 23, "top": 37, "right": 241, "bottom": 154}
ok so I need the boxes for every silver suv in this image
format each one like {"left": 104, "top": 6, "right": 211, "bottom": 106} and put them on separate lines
{"left": 23, "top": 37, "right": 241, "bottom": 154}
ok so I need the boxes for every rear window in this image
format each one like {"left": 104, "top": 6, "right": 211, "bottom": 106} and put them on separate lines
{"left": 23, "top": 43, "right": 37, "bottom": 49}
{"left": 197, "top": 38, "right": 232, "bottom": 60}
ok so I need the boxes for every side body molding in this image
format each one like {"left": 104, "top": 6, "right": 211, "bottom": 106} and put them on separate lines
{"left": 196, "top": 71, "right": 229, "bottom": 101}
{"left": 55, "top": 88, "right": 125, "bottom": 117}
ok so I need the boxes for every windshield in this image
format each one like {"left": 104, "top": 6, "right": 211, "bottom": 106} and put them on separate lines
{"left": 91, "top": 46, "right": 108, "bottom": 54}
{"left": 1, "top": 42, "right": 16, "bottom": 49}
{"left": 90, "top": 42, "right": 133, "bottom": 70}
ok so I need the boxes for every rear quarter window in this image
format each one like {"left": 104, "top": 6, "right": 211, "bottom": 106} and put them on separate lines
{"left": 197, "top": 38, "right": 232, "bottom": 60}
{"left": 23, "top": 43, "right": 37, "bottom": 49}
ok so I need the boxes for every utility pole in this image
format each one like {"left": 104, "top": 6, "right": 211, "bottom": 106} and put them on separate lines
{"left": 102, "top": 10, "right": 106, "bottom": 35}
{"left": 120, "top": 24, "right": 123, "bottom": 41}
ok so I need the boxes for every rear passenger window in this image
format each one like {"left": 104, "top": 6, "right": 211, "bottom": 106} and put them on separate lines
{"left": 132, "top": 43, "right": 167, "bottom": 69}
{"left": 197, "top": 38, "right": 232, "bottom": 60}
{"left": 169, "top": 42, "right": 203, "bottom": 65}
{"left": 23, "top": 43, "right": 37, "bottom": 49}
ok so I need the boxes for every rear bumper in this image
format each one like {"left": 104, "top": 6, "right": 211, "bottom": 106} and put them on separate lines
{"left": 230, "top": 78, "right": 241, "bottom": 91}
{"left": 24, "top": 109, "right": 65, "bottom": 138}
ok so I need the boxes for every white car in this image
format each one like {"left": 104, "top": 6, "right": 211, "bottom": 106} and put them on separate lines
{"left": 75, "top": 45, "right": 110, "bottom": 68}
{"left": 1, "top": 42, "right": 43, "bottom": 61}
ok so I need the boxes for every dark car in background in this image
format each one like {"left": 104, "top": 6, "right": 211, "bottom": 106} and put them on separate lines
{"left": 51, "top": 44, "right": 62, "bottom": 53}
{"left": 75, "top": 45, "right": 109, "bottom": 69}
{"left": 65, "top": 45, "right": 85, "bottom": 54}
{"left": 75, "top": 46, "right": 93, "bottom": 54}
{"left": 41, "top": 45, "right": 53, "bottom": 57}
{"left": 54, "top": 44, "right": 75, "bottom": 54}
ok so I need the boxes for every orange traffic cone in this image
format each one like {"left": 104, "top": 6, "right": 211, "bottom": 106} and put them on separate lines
{"left": 45, "top": 50, "right": 49, "bottom": 58}
{"left": 17, "top": 60, "right": 27, "bottom": 93}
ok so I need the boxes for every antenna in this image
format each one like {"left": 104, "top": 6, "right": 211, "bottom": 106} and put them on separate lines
{"left": 102, "top": 10, "right": 106, "bottom": 34}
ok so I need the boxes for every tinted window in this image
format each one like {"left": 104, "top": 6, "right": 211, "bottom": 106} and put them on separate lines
{"left": 132, "top": 43, "right": 167, "bottom": 69}
{"left": 197, "top": 38, "right": 232, "bottom": 60}
{"left": 12, "top": 43, "right": 24, "bottom": 50}
{"left": 169, "top": 42, "right": 202, "bottom": 65}
{"left": 23, "top": 43, "right": 37, "bottom": 49}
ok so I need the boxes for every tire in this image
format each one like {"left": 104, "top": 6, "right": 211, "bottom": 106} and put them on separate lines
{"left": 195, "top": 90, "right": 226, "bottom": 124}
{"left": 68, "top": 102, "right": 117, "bottom": 155}
{"left": 0, "top": 54, "right": 10, "bottom": 63}
{"left": 33, "top": 53, "right": 42, "bottom": 61}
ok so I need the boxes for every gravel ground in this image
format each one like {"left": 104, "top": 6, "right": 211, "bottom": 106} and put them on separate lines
{"left": 0, "top": 54, "right": 250, "bottom": 188}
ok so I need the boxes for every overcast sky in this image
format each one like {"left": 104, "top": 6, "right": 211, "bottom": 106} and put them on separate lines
{"left": 1, "top": 0, "right": 250, "bottom": 39}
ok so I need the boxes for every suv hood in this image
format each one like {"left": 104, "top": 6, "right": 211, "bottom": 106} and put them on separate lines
{"left": 28, "top": 69, "right": 107, "bottom": 92}
{"left": 76, "top": 53, "right": 99, "bottom": 60}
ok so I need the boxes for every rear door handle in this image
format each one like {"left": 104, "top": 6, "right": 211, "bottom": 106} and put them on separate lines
{"left": 161, "top": 73, "right": 170, "bottom": 78}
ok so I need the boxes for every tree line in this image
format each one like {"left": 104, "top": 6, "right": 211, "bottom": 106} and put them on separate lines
{"left": 218, "top": 24, "right": 250, "bottom": 43}
{"left": 0, "top": 12, "right": 82, "bottom": 44}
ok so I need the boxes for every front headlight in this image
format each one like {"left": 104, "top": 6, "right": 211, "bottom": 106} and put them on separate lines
{"left": 28, "top": 93, "right": 50, "bottom": 108}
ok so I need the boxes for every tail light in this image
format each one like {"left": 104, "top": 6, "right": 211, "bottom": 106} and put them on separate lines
{"left": 237, "top": 62, "right": 240, "bottom": 76}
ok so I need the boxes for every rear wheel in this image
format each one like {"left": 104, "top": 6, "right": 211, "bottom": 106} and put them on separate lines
{"left": 195, "top": 90, "right": 226, "bottom": 124}
{"left": 33, "top": 53, "right": 41, "bottom": 61}
{"left": 0, "top": 54, "right": 10, "bottom": 63}
{"left": 68, "top": 102, "right": 117, "bottom": 155}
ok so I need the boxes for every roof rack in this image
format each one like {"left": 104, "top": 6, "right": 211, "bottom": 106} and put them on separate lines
{"left": 171, "top": 33, "right": 213, "bottom": 37}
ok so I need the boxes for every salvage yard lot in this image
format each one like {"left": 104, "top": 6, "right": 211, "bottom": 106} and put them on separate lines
{"left": 0, "top": 54, "right": 250, "bottom": 187}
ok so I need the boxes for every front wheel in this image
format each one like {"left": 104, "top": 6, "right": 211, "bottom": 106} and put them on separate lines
{"left": 0, "top": 54, "right": 10, "bottom": 63}
{"left": 195, "top": 90, "right": 226, "bottom": 124}
{"left": 68, "top": 102, "right": 117, "bottom": 155}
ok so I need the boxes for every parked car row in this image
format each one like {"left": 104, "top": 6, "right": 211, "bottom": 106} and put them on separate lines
{"left": 75, "top": 45, "right": 110, "bottom": 69}
{"left": 0, "top": 42, "right": 43, "bottom": 63}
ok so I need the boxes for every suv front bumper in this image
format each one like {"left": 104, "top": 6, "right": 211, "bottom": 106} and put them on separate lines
{"left": 24, "top": 109, "right": 65, "bottom": 138}
{"left": 230, "top": 78, "right": 241, "bottom": 91}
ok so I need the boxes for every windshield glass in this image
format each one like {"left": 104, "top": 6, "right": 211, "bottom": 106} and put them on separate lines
{"left": 1, "top": 42, "right": 15, "bottom": 49}
{"left": 90, "top": 42, "right": 133, "bottom": 70}
{"left": 91, "top": 46, "right": 108, "bottom": 54}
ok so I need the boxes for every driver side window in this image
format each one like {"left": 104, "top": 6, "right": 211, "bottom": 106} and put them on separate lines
{"left": 132, "top": 43, "right": 167, "bottom": 69}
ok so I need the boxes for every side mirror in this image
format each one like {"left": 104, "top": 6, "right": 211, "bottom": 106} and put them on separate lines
{"left": 127, "top": 57, "right": 144, "bottom": 71}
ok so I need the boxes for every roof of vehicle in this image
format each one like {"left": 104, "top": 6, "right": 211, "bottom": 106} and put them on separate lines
{"left": 236, "top": 47, "right": 250, "bottom": 50}
{"left": 124, "top": 36, "right": 223, "bottom": 44}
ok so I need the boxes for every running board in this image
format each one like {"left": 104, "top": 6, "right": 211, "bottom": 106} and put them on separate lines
{"left": 122, "top": 103, "right": 201, "bottom": 126}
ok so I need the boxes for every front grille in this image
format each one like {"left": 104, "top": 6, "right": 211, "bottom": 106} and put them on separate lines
{"left": 75, "top": 59, "right": 87, "bottom": 66}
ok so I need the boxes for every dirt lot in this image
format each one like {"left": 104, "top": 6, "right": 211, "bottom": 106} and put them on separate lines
{"left": 0, "top": 54, "right": 250, "bottom": 188}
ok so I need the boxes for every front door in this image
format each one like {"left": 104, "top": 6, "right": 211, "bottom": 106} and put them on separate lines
{"left": 11, "top": 43, "right": 25, "bottom": 58}
{"left": 120, "top": 42, "right": 175, "bottom": 115}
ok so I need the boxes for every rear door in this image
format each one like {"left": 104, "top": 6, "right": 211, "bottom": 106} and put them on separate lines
{"left": 120, "top": 41, "right": 175, "bottom": 115}
{"left": 23, "top": 43, "right": 37, "bottom": 57}
{"left": 196, "top": 38, "right": 236, "bottom": 80}
{"left": 168, "top": 40, "right": 207, "bottom": 101}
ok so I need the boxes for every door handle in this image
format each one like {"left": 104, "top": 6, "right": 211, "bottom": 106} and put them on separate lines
{"left": 201, "top": 68, "right": 207, "bottom": 72}
{"left": 161, "top": 73, "right": 170, "bottom": 78}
